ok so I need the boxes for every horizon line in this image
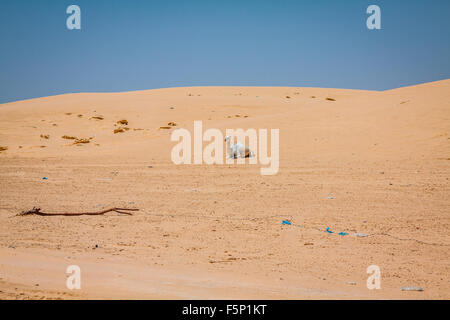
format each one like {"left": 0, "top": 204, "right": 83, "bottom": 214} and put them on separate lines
{"left": 2, "top": 78, "right": 449, "bottom": 105}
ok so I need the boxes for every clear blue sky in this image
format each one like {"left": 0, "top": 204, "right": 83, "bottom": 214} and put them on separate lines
{"left": 0, "top": 0, "right": 449, "bottom": 103}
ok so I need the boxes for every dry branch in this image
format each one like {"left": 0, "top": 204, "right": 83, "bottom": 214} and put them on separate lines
{"left": 19, "top": 207, "right": 138, "bottom": 216}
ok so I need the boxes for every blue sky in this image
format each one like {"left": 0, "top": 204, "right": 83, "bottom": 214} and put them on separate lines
{"left": 0, "top": 0, "right": 449, "bottom": 103}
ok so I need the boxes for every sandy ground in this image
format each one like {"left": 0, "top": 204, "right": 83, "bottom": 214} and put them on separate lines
{"left": 0, "top": 81, "right": 449, "bottom": 299}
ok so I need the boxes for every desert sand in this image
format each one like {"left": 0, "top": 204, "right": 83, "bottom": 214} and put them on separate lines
{"left": 0, "top": 80, "right": 449, "bottom": 299}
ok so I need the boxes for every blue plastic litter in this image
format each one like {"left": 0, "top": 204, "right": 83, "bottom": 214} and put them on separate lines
{"left": 281, "top": 221, "right": 352, "bottom": 238}
{"left": 42, "top": 177, "right": 48, "bottom": 180}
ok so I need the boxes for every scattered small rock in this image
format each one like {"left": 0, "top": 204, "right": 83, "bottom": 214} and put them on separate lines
{"left": 402, "top": 286, "right": 424, "bottom": 292}
{"left": 326, "top": 97, "right": 336, "bottom": 101}
{"left": 73, "top": 138, "right": 91, "bottom": 145}
{"left": 346, "top": 281, "right": 357, "bottom": 285}
{"left": 62, "top": 135, "right": 77, "bottom": 140}
{"left": 354, "top": 233, "right": 368, "bottom": 237}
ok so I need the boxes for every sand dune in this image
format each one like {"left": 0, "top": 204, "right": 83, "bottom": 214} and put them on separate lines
{"left": 0, "top": 80, "right": 449, "bottom": 299}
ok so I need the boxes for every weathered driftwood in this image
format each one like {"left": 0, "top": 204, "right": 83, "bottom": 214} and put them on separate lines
{"left": 19, "top": 207, "right": 138, "bottom": 216}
